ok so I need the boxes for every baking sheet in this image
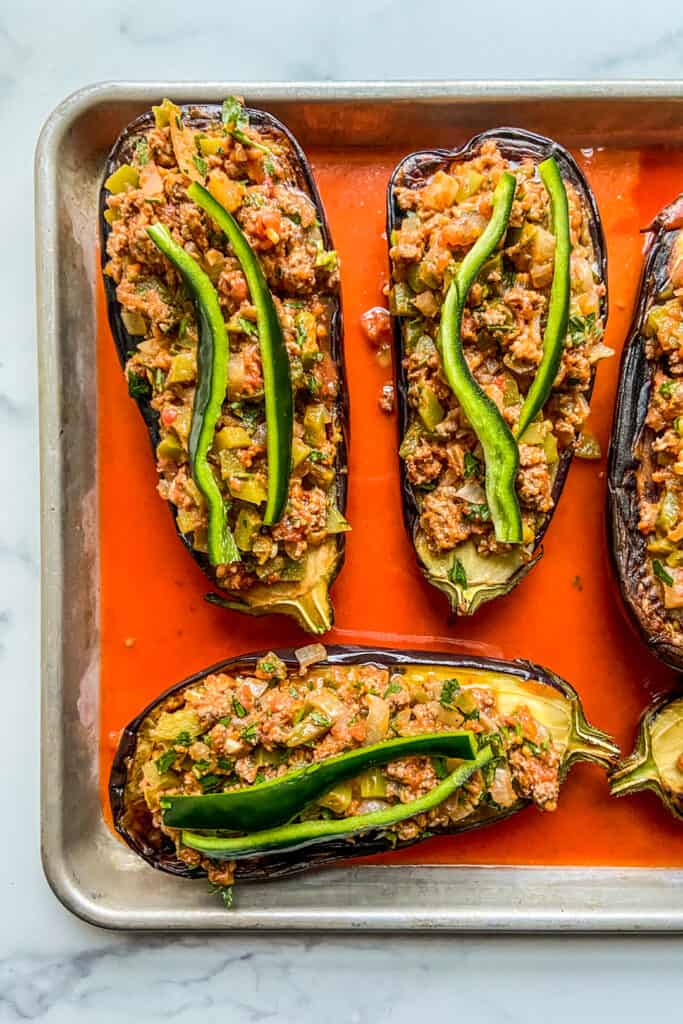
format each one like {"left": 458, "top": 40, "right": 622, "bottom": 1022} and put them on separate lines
{"left": 37, "top": 81, "right": 683, "bottom": 931}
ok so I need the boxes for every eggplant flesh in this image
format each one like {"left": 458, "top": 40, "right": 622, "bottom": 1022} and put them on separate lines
{"left": 100, "top": 103, "right": 348, "bottom": 635}
{"left": 110, "top": 645, "right": 618, "bottom": 884}
{"left": 609, "top": 693, "right": 683, "bottom": 819}
{"left": 608, "top": 195, "right": 683, "bottom": 668}
{"left": 387, "top": 128, "right": 608, "bottom": 615}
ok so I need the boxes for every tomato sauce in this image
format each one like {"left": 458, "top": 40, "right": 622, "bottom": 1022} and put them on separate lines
{"left": 98, "top": 144, "right": 683, "bottom": 867}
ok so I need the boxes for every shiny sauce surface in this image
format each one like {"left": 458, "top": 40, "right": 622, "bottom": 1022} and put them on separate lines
{"left": 98, "top": 144, "right": 683, "bottom": 866}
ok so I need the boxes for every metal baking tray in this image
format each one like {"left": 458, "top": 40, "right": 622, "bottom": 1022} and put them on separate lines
{"left": 37, "top": 80, "right": 683, "bottom": 932}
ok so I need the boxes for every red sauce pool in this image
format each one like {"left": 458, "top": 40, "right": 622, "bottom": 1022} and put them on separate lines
{"left": 98, "top": 144, "right": 683, "bottom": 867}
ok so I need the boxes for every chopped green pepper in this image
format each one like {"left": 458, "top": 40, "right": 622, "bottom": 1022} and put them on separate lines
{"left": 440, "top": 171, "right": 522, "bottom": 543}
{"left": 147, "top": 223, "right": 239, "bottom": 565}
{"left": 187, "top": 182, "right": 293, "bottom": 526}
{"left": 161, "top": 730, "right": 478, "bottom": 831}
{"left": 180, "top": 745, "right": 492, "bottom": 859}
{"left": 515, "top": 157, "right": 571, "bottom": 439}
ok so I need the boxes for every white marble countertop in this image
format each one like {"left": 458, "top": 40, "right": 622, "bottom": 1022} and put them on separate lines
{"left": 5, "top": 0, "right": 683, "bottom": 1018}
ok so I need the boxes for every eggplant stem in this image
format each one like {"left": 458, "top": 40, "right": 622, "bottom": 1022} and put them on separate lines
{"left": 609, "top": 753, "right": 658, "bottom": 796}
{"left": 566, "top": 703, "right": 620, "bottom": 771}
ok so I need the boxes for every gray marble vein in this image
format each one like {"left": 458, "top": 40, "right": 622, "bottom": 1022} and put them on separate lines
{"left": 4, "top": 0, "right": 683, "bottom": 1020}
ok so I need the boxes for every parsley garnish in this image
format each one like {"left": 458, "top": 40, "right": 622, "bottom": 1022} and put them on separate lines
{"left": 208, "top": 883, "right": 234, "bottom": 909}
{"left": 134, "top": 137, "right": 150, "bottom": 165}
{"left": 659, "top": 380, "right": 677, "bottom": 399}
{"left": 440, "top": 678, "right": 461, "bottom": 708}
{"left": 383, "top": 681, "right": 402, "bottom": 699}
{"left": 199, "top": 773, "right": 223, "bottom": 793}
{"left": 232, "top": 697, "right": 247, "bottom": 718}
{"left": 241, "top": 723, "right": 258, "bottom": 743}
{"left": 463, "top": 503, "right": 491, "bottom": 522}
{"left": 309, "top": 712, "right": 332, "bottom": 729}
{"left": 238, "top": 316, "right": 258, "bottom": 337}
{"left": 218, "top": 715, "right": 232, "bottom": 728}
{"left": 464, "top": 452, "right": 481, "bottom": 478}
{"left": 217, "top": 757, "right": 233, "bottom": 771}
{"left": 192, "top": 154, "right": 208, "bottom": 177}
{"left": 127, "top": 370, "right": 151, "bottom": 401}
{"left": 155, "top": 749, "right": 177, "bottom": 774}
{"left": 173, "top": 731, "right": 191, "bottom": 746}
{"left": 449, "top": 559, "right": 467, "bottom": 589}
{"left": 653, "top": 559, "right": 674, "bottom": 586}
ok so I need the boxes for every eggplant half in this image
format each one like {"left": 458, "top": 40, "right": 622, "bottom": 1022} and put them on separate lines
{"left": 608, "top": 195, "right": 683, "bottom": 668}
{"left": 110, "top": 645, "right": 618, "bottom": 891}
{"left": 100, "top": 99, "right": 347, "bottom": 634}
{"left": 387, "top": 129, "right": 608, "bottom": 615}
{"left": 609, "top": 691, "right": 683, "bottom": 819}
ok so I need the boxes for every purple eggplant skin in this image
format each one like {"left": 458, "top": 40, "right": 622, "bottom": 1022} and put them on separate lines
{"left": 387, "top": 128, "right": 608, "bottom": 615}
{"left": 607, "top": 195, "right": 683, "bottom": 670}
{"left": 109, "top": 645, "right": 618, "bottom": 883}
{"left": 99, "top": 104, "right": 348, "bottom": 630}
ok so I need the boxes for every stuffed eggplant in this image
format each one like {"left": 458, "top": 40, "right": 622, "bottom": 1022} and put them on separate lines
{"left": 609, "top": 692, "right": 683, "bottom": 819}
{"left": 608, "top": 195, "right": 683, "bottom": 668}
{"left": 388, "top": 129, "right": 608, "bottom": 614}
{"left": 101, "top": 98, "right": 347, "bottom": 634}
{"left": 110, "top": 645, "right": 618, "bottom": 897}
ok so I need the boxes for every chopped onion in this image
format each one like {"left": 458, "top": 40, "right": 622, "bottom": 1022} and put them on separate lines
{"left": 455, "top": 480, "right": 486, "bottom": 504}
{"left": 364, "top": 694, "right": 390, "bottom": 745}
{"left": 357, "top": 799, "right": 390, "bottom": 815}
{"left": 489, "top": 766, "right": 517, "bottom": 808}
{"left": 243, "top": 678, "right": 269, "bottom": 699}
{"left": 295, "top": 643, "right": 327, "bottom": 673}
{"left": 589, "top": 342, "right": 615, "bottom": 364}
{"left": 310, "top": 688, "right": 344, "bottom": 721}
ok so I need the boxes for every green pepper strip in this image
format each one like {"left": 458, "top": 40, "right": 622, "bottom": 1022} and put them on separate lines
{"left": 181, "top": 745, "right": 492, "bottom": 860}
{"left": 147, "top": 223, "right": 239, "bottom": 565}
{"left": 187, "top": 182, "right": 293, "bottom": 526}
{"left": 161, "top": 730, "right": 477, "bottom": 832}
{"left": 441, "top": 171, "right": 521, "bottom": 543}
{"left": 515, "top": 157, "right": 571, "bottom": 439}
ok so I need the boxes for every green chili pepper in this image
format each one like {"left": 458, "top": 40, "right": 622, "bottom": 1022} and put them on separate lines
{"left": 187, "top": 182, "right": 293, "bottom": 525}
{"left": 181, "top": 745, "right": 492, "bottom": 859}
{"left": 515, "top": 157, "right": 571, "bottom": 439}
{"left": 161, "top": 730, "right": 477, "bottom": 831}
{"left": 440, "top": 171, "right": 522, "bottom": 543}
{"left": 147, "top": 223, "right": 239, "bottom": 565}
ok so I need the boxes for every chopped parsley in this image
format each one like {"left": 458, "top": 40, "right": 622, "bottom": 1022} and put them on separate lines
{"left": 192, "top": 154, "right": 208, "bottom": 177}
{"left": 173, "top": 731, "right": 191, "bottom": 746}
{"left": 199, "top": 773, "right": 223, "bottom": 793}
{"left": 463, "top": 503, "right": 491, "bottom": 522}
{"left": 238, "top": 316, "right": 258, "bottom": 337}
{"left": 216, "top": 757, "right": 234, "bottom": 772}
{"left": 208, "top": 883, "right": 234, "bottom": 909}
{"left": 431, "top": 757, "right": 449, "bottom": 780}
{"left": 659, "top": 380, "right": 678, "bottom": 399}
{"left": 464, "top": 452, "right": 481, "bottom": 478}
{"left": 568, "top": 312, "right": 598, "bottom": 347}
{"left": 449, "top": 559, "right": 467, "bottom": 589}
{"left": 383, "top": 681, "right": 402, "bottom": 699}
{"left": 309, "top": 711, "right": 332, "bottom": 729}
{"left": 440, "top": 678, "right": 461, "bottom": 708}
{"left": 232, "top": 697, "right": 247, "bottom": 718}
{"left": 218, "top": 715, "right": 232, "bottom": 728}
{"left": 241, "top": 723, "right": 258, "bottom": 743}
{"left": 155, "top": 749, "right": 177, "bottom": 774}
{"left": 127, "top": 370, "right": 151, "bottom": 401}
{"left": 221, "top": 96, "right": 249, "bottom": 131}
{"left": 308, "top": 450, "right": 326, "bottom": 463}
{"left": 134, "top": 137, "right": 150, "bottom": 165}
{"left": 653, "top": 559, "right": 674, "bottom": 586}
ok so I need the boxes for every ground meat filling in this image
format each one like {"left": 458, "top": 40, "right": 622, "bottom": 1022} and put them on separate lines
{"left": 127, "top": 656, "right": 564, "bottom": 885}
{"left": 104, "top": 100, "right": 345, "bottom": 592}
{"left": 637, "top": 231, "right": 683, "bottom": 621}
{"left": 391, "top": 140, "right": 607, "bottom": 562}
